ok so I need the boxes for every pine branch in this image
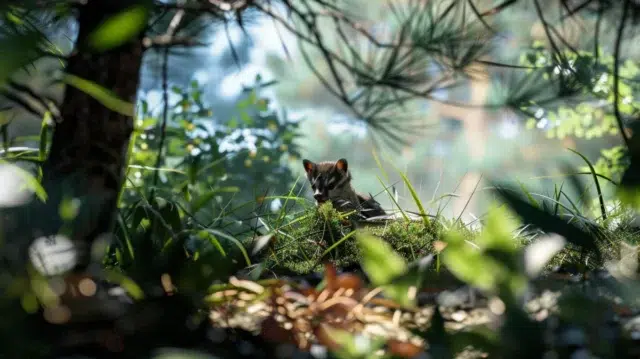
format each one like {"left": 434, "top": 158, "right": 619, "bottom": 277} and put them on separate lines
{"left": 148, "top": 0, "right": 638, "bottom": 149}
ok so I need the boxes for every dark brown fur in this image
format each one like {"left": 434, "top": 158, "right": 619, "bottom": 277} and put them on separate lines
{"left": 302, "top": 158, "right": 386, "bottom": 218}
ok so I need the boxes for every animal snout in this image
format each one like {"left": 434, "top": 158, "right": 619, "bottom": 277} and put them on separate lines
{"left": 314, "top": 192, "right": 328, "bottom": 203}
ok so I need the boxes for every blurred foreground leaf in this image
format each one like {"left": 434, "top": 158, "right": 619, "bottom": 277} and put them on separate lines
{"left": 357, "top": 232, "right": 413, "bottom": 306}
{"left": 442, "top": 205, "right": 527, "bottom": 300}
{"left": 493, "top": 181, "right": 602, "bottom": 261}
{"left": 88, "top": 3, "right": 151, "bottom": 51}
{"left": 0, "top": 30, "right": 43, "bottom": 86}
{"left": 61, "top": 74, "right": 135, "bottom": 116}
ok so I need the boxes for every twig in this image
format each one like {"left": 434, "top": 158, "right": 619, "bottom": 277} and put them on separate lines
{"left": 150, "top": 8, "right": 185, "bottom": 196}
{"left": 7, "top": 80, "right": 62, "bottom": 121}
{"left": 613, "top": 0, "right": 631, "bottom": 148}
{"left": 0, "top": 89, "right": 47, "bottom": 119}
{"left": 559, "top": 0, "right": 596, "bottom": 21}
{"left": 143, "top": 35, "right": 206, "bottom": 48}
{"left": 480, "top": 0, "right": 517, "bottom": 17}
{"left": 594, "top": 4, "right": 602, "bottom": 64}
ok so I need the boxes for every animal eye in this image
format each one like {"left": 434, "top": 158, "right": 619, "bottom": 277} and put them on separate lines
{"left": 326, "top": 177, "right": 338, "bottom": 189}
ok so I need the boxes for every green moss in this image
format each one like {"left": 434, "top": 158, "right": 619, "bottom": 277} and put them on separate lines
{"left": 364, "top": 219, "right": 440, "bottom": 261}
{"left": 261, "top": 203, "right": 445, "bottom": 274}
{"left": 255, "top": 200, "right": 640, "bottom": 277}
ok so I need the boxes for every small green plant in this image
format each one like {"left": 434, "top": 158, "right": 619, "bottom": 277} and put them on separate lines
{"left": 257, "top": 199, "right": 443, "bottom": 275}
{"left": 520, "top": 43, "right": 639, "bottom": 188}
{"left": 122, "top": 75, "right": 303, "bottom": 235}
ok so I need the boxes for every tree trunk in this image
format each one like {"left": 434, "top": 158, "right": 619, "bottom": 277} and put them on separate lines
{"left": 37, "top": 0, "right": 145, "bottom": 271}
{"left": 429, "top": 63, "right": 490, "bottom": 222}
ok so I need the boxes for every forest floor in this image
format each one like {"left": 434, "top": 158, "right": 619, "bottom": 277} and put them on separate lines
{"left": 204, "top": 204, "right": 640, "bottom": 358}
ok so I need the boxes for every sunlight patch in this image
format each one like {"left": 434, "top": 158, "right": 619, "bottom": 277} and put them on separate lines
{"left": 218, "top": 64, "right": 271, "bottom": 99}
{"left": 326, "top": 117, "right": 368, "bottom": 139}
{"left": 29, "top": 235, "right": 77, "bottom": 276}
{"left": 523, "top": 234, "right": 566, "bottom": 277}
{"left": 209, "top": 26, "right": 244, "bottom": 57}
{"left": 192, "top": 70, "right": 210, "bottom": 84}
{"left": 140, "top": 90, "right": 181, "bottom": 116}
{"left": 248, "top": 12, "right": 299, "bottom": 63}
{"left": 270, "top": 198, "right": 282, "bottom": 212}
{"left": 498, "top": 117, "right": 520, "bottom": 139}
{"left": 0, "top": 163, "right": 35, "bottom": 207}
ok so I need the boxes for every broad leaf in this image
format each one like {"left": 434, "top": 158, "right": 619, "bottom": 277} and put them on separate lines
{"left": 88, "top": 3, "right": 151, "bottom": 51}
{"left": 0, "top": 30, "right": 43, "bottom": 86}
{"left": 357, "top": 232, "right": 407, "bottom": 285}
{"left": 492, "top": 181, "right": 602, "bottom": 260}
{"left": 358, "top": 232, "right": 417, "bottom": 306}
{"left": 61, "top": 74, "right": 135, "bottom": 116}
{"left": 442, "top": 230, "right": 502, "bottom": 292}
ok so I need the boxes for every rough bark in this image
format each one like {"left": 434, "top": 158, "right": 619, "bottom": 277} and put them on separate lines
{"left": 37, "top": 0, "right": 145, "bottom": 271}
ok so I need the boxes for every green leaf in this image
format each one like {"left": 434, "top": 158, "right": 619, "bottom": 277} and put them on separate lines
{"left": 39, "top": 115, "right": 49, "bottom": 162}
{"left": 140, "top": 99, "right": 148, "bottom": 114}
{"left": 256, "top": 99, "right": 269, "bottom": 112}
{"left": 396, "top": 166, "right": 430, "bottom": 226}
{"left": 138, "top": 117, "right": 157, "bottom": 129}
{"left": 320, "top": 325, "right": 385, "bottom": 359}
{"left": 450, "top": 326, "right": 498, "bottom": 358}
{"left": 357, "top": 232, "right": 407, "bottom": 285}
{"left": 201, "top": 229, "right": 251, "bottom": 266}
{"left": 0, "top": 30, "right": 43, "bottom": 86}
{"left": 475, "top": 204, "right": 519, "bottom": 252}
{"left": 116, "top": 211, "right": 135, "bottom": 263}
{"left": 385, "top": 255, "right": 434, "bottom": 308}
{"left": 5, "top": 11, "right": 24, "bottom": 26}
{"left": 104, "top": 270, "right": 145, "bottom": 300}
{"left": 247, "top": 90, "right": 257, "bottom": 105}
{"left": 236, "top": 97, "right": 250, "bottom": 110}
{"left": 59, "top": 197, "right": 80, "bottom": 221}
{"left": 227, "top": 117, "right": 239, "bottom": 129}
{"left": 442, "top": 230, "right": 500, "bottom": 292}
{"left": 61, "top": 74, "right": 134, "bottom": 116}
{"left": 181, "top": 184, "right": 191, "bottom": 203}
{"left": 152, "top": 196, "right": 182, "bottom": 238}
{"left": 196, "top": 230, "right": 227, "bottom": 257}
{"left": 239, "top": 110, "right": 253, "bottom": 125}
{"left": 492, "top": 181, "right": 602, "bottom": 260}
{"left": 617, "top": 187, "right": 640, "bottom": 212}
{"left": 567, "top": 148, "right": 607, "bottom": 220}
{"left": 321, "top": 230, "right": 357, "bottom": 259}
{"left": 87, "top": 4, "right": 151, "bottom": 51}
{"left": 191, "top": 187, "right": 239, "bottom": 213}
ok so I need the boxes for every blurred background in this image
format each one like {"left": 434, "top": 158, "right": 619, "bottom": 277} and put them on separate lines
{"left": 2, "top": 0, "right": 628, "bottom": 224}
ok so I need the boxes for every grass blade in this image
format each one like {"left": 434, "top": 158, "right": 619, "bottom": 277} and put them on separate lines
{"left": 397, "top": 170, "right": 429, "bottom": 226}
{"left": 567, "top": 148, "right": 607, "bottom": 220}
{"left": 376, "top": 175, "right": 409, "bottom": 221}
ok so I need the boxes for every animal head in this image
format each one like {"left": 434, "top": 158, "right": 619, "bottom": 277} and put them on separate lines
{"left": 302, "top": 158, "right": 352, "bottom": 204}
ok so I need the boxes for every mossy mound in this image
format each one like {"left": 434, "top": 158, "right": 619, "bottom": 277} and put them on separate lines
{"left": 253, "top": 201, "right": 640, "bottom": 276}
{"left": 261, "top": 203, "right": 447, "bottom": 274}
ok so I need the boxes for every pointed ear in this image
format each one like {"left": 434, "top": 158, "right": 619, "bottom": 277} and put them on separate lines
{"left": 302, "top": 159, "right": 316, "bottom": 174}
{"left": 335, "top": 158, "right": 348, "bottom": 172}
